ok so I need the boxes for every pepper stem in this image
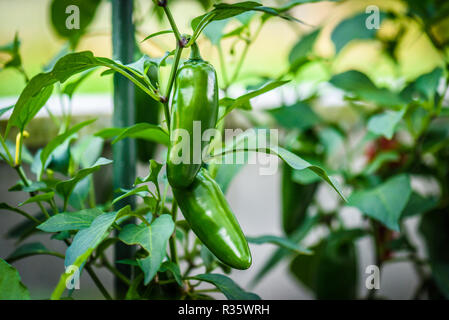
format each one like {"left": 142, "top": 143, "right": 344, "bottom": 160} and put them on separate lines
{"left": 190, "top": 42, "right": 202, "bottom": 60}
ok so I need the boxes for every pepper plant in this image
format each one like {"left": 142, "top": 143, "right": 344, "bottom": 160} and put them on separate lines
{"left": 1, "top": 0, "right": 449, "bottom": 301}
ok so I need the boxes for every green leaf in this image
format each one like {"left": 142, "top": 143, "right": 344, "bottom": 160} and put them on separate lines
{"left": 401, "top": 67, "right": 443, "bottom": 103}
{"left": 47, "top": 140, "right": 71, "bottom": 175}
{"left": 203, "top": 19, "right": 230, "bottom": 46}
{"left": 318, "top": 127, "right": 344, "bottom": 157}
{"left": 9, "top": 181, "right": 48, "bottom": 193}
{"left": 420, "top": 209, "right": 449, "bottom": 299}
{"left": 363, "top": 151, "right": 399, "bottom": 175}
{"left": 50, "top": 0, "right": 101, "bottom": 48}
{"left": 290, "top": 229, "right": 363, "bottom": 299}
{"left": 6, "top": 85, "right": 54, "bottom": 135}
{"left": 40, "top": 119, "right": 96, "bottom": 177}
{"left": 7, "top": 51, "right": 157, "bottom": 138}
{"left": 68, "top": 176, "right": 91, "bottom": 210}
{"left": 331, "top": 11, "right": 386, "bottom": 54}
{"left": 0, "top": 258, "right": 30, "bottom": 300}
{"left": 213, "top": 161, "right": 246, "bottom": 194}
{"left": 367, "top": 108, "right": 406, "bottom": 139}
{"left": 192, "top": 273, "right": 261, "bottom": 300}
{"left": 18, "top": 192, "right": 54, "bottom": 207}
{"left": 6, "top": 242, "right": 63, "bottom": 263}
{"left": 56, "top": 157, "right": 112, "bottom": 209}
{"left": 52, "top": 248, "right": 94, "bottom": 300}
{"left": 134, "top": 159, "right": 163, "bottom": 186}
{"left": 191, "top": 1, "right": 302, "bottom": 41}
{"left": 71, "top": 135, "right": 104, "bottom": 168}
{"left": 329, "top": 70, "right": 404, "bottom": 107}
{"left": 282, "top": 162, "right": 319, "bottom": 234}
{"left": 37, "top": 208, "right": 103, "bottom": 232}
{"left": 251, "top": 213, "right": 319, "bottom": 284}
{"left": 111, "top": 123, "right": 169, "bottom": 146}
{"left": 401, "top": 192, "right": 439, "bottom": 219}
{"left": 65, "top": 211, "right": 118, "bottom": 267}
{"left": 267, "top": 102, "right": 320, "bottom": 130}
{"left": 247, "top": 235, "right": 312, "bottom": 254}
{"left": 112, "top": 185, "right": 150, "bottom": 205}
{"left": 119, "top": 215, "right": 175, "bottom": 285}
{"left": 288, "top": 29, "right": 320, "bottom": 73}
{"left": 348, "top": 174, "right": 411, "bottom": 231}
{"left": 0, "top": 105, "right": 13, "bottom": 117}
{"left": 141, "top": 30, "right": 174, "bottom": 43}
{"left": 218, "top": 80, "right": 290, "bottom": 122}
{"left": 211, "top": 130, "right": 346, "bottom": 201}
{"left": 159, "top": 261, "right": 183, "bottom": 286}
{"left": 62, "top": 69, "right": 95, "bottom": 99}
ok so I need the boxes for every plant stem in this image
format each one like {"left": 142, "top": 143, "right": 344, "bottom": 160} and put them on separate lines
{"left": 102, "top": 255, "right": 131, "bottom": 286}
{"left": 194, "top": 288, "right": 220, "bottom": 293}
{"left": 0, "top": 134, "right": 14, "bottom": 166}
{"left": 163, "top": 45, "right": 183, "bottom": 128}
{"left": 103, "top": 62, "right": 161, "bottom": 101}
{"left": 217, "top": 44, "right": 229, "bottom": 88}
{"left": 169, "top": 199, "right": 179, "bottom": 265}
{"left": 14, "top": 165, "right": 51, "bottom": 219}
{"left": 85, "top": 264, "right": 113, "bottom": 300}
{"left": 230, "top": 21, "right": 264, "bottom": 84}
{"left": 162, "top": 4, "right": 182, "bottom": 43}
{"left": 88, "top": 176, "right": 96, "bottom": 208}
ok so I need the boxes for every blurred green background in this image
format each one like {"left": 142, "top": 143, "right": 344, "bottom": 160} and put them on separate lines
{"left": 0, "top": 0, "right": 442, "bottom": 98}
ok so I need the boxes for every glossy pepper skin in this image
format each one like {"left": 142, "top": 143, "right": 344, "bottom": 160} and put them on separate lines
{"left": 167, "top": 48, "right": 218, "bottom": 188}
{"left": 173, "top": 168, "right": 252, "bottom": 270}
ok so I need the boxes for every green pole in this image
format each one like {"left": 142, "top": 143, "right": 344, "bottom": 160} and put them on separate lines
{"left": 112, "top": 0, "right": 135, "bottom": 299}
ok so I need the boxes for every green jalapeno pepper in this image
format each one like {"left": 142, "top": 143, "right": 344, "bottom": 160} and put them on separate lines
{"left": 167, "top": 44, "right": 218, "bottom": 188}
{"left": 173, "top": 168, "right": 252, "bottom": 270}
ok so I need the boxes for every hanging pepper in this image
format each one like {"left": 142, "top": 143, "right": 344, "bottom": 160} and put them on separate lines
{"left": 167, "top": 43, "right": 218, "bottom": 188}
{"left": 173, "top": 168, "right": 252, "bottom": 270}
